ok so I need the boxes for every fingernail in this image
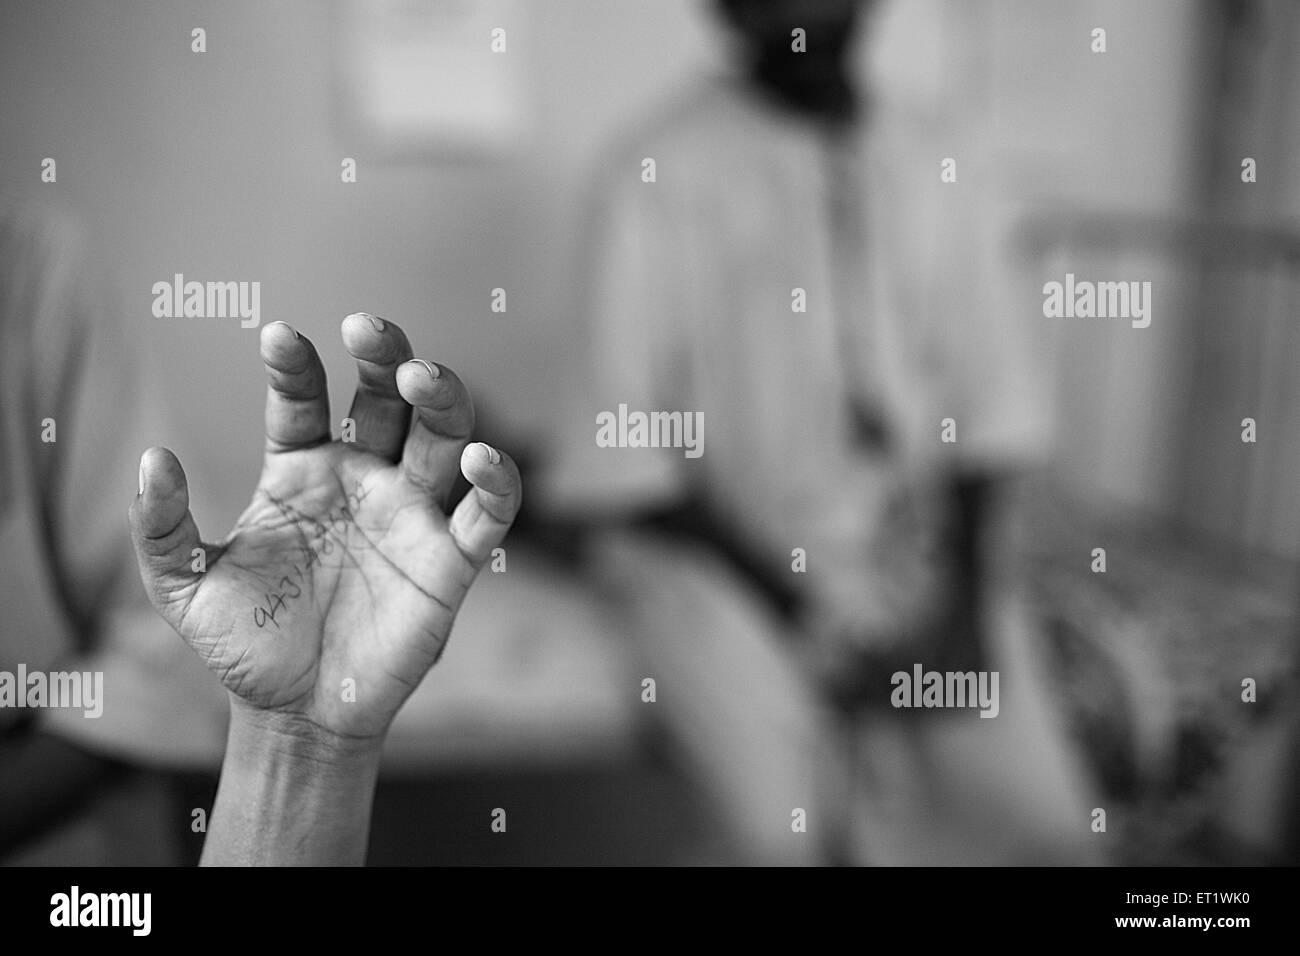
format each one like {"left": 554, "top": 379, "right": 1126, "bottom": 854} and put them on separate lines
{"left": 413, "top": 359, "right": 440, "bottom": 381}
{"left": 138, "top": 455, "right": 146, "bottom": 496}
{"left": 366, "top": 314, "right": 385, "bottom": 333}
{"left": 480, "top": 443, "right": 501, "bottom": 466}
{"left": 273, "top": 320, "right": 300, "bottom": 340}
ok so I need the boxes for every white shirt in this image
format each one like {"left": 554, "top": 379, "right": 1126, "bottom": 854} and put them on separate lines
{"left": 547, "top": 74, "right": 1053, "bottom": 640}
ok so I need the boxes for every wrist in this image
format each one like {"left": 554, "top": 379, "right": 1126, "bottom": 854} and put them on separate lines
{"left": 202, "top": 698, "right": 385, "bottom": 866}
{"left": 226, "top": 698, "right": 387, "bottom": 768}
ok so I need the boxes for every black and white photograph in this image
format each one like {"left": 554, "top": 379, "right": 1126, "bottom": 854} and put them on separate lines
{"left": 0, "top": 0, "right": 1295, "bottom": 935}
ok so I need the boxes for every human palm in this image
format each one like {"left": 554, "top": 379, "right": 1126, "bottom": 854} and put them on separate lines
{"left": 130, "top": 315, "right": 520, "bottom": 740}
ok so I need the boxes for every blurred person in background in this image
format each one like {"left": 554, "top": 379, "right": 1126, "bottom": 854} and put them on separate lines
{"left": 0, "top": 190, "right": 227, "bottom": 863}
{"left": 541, "top": 0, "right": 1102, "bottom": 864}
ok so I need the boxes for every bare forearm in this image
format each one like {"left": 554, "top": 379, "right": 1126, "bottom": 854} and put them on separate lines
{"left": 201, "top": 702, "right": 382, "bottom": 866}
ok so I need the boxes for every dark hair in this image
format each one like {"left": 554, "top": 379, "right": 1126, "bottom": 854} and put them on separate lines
{"left": 714, "top": 0, "right": 863, "bottom": 123}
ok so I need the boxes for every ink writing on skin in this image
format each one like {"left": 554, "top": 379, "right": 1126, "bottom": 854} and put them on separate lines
{"left": 252, "top": 482, "right": 372, "bottom": 629}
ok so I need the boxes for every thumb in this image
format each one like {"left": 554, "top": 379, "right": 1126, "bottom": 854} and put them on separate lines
{"left": 129, "top": 446, "right": 206, "bottom": 632}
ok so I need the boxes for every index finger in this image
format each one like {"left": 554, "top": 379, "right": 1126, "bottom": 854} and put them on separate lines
{"left": 262, "top": 321, "right": 331, "bottom": 453}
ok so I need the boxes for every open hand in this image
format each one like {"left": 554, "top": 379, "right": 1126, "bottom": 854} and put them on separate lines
{"left": 129, "top": 314, "right": 521, "bottom": 742}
